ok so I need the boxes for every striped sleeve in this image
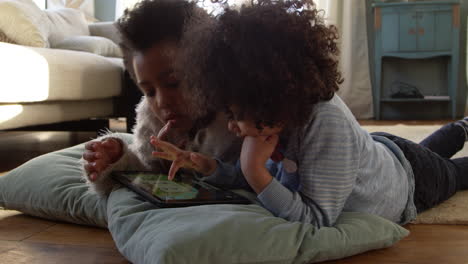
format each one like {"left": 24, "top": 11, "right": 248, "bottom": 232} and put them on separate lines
{"left": 203, "top": 160, "right": 251, "bottom": 190}
{"left": 258, "top": 107, "right": 360, "bottom": 227}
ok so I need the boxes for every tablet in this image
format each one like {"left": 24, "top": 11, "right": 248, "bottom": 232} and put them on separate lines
{"left": 112, "top": 171, "right": 251, "bottom": 207}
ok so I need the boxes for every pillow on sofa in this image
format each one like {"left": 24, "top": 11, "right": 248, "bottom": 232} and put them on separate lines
{"left": 0, "top": 0, "right": 50, "bottom": 47}
{"left": 45, "top": 8, "right": 90, "bottom": 47}
{"left": 0, "top": 29, "right": 16, "bottom": 44}
{"left": 54, "top": 35, "right": 123, "bottom": 58}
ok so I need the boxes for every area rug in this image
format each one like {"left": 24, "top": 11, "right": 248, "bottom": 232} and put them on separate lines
{"left": 363, "top": 124, "right": 468, "bottom": 225}
{"left": 411, "top": 190, "right": 468, "bottom": 224}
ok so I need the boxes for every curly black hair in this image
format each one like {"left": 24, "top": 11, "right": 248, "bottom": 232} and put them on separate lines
{"left": 176, "top": 0, "right": 343, "bottom": 129}
{"left": 116, "top": 0, "right": 208, "bottom": 80}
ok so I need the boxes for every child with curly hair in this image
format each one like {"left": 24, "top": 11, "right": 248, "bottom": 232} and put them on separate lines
{"left": 151, "top": 0, "right": 468, "bottom": 227}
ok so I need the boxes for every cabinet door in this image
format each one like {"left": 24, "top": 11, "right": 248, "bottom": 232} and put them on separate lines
{"left": 417, "top": 11, "right": 435, "bottom": 51}
{"left": 399, "top": 10, "right": 417, "bottom": 51}
{"left": 381, "top": 11, "right": 399, "bottom": 52}
{"left": 435, "top": 10, "right": 453, "bottom": 50}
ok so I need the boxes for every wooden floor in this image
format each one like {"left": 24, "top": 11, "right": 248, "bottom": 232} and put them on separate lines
{"left": 329, "top": 224, "right": 468, "bottom": 264}
{"left": 0, "top": 209, "right": 129, "bottom": 264}
{"left": 1, "top": 119, "right": 468, "bottom": 263}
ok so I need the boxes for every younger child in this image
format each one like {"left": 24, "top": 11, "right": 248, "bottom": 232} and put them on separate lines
{"left": 152, "top": 0, "right": 468, "bottom": 228}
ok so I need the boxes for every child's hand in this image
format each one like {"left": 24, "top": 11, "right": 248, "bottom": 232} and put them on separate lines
{"left": 150, "top": 136, "right": 217, "bottom": 180}
{"left": 240, "top": 135, "right": 278, "bottom": 176}
{"left": 83, "top": 138, "right": 123, "bottom": 182}
{"left": 155, "top": 120, "right": 188, "bottom": 149}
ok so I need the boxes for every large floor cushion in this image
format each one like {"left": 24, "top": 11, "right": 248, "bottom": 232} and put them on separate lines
{"left": 0, "top": 138, "right": 108, "bottom": 227}
{"left": 0, "top": 133, "right": 409, "bottom": 263}
{"left": 108, "top": 188, "right": 409, "bottom": 264}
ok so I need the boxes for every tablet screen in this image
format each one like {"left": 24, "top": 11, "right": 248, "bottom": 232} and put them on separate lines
{"left": 116, "top": 171, "right": 248, "bottom": 205}
{"left": 127, "top": 172, "right": 200, "bottom": 201}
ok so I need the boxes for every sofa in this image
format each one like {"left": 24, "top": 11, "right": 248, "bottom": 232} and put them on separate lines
{"left": 0, "top": 0, "right": 133, "bottom": 130}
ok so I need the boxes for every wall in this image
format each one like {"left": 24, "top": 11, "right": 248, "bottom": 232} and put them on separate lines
{"left": 94, "top": 0, "right": 116, "bottom": 21}
{"left": 366, "top": 0, "right": 468, "bottom": 118}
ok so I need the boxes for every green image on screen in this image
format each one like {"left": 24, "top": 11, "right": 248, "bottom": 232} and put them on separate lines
{"left": 127, "top": 173, "right": 199, "bottom": 200}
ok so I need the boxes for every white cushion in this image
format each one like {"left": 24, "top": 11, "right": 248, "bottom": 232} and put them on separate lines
{"left": 0, "top": 0, "right": 50, "bottom": 47}
{"left": 89, "top": 22, "right": 122, "bottom": 45}
{"left": 0, "top": 29, "right": 16, "bottom": 44}
{"left": 54, "top": 36, "right": 123, "bottom": 58}
{"left": 45, "top": 8, "right": 90, "bottom": 47}
{"left": 47, "top": 0, "right": 97, "bottom": 23}
{"left": 0, "top": 42, "right": 123, "bottom": 103}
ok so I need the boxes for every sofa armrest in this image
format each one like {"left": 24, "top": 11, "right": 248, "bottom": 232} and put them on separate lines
{"left": 0, "top": 42, "right": 123, "bottom": 103}
{"left": 89, "top": 22, "right": 121, "bottom": 45}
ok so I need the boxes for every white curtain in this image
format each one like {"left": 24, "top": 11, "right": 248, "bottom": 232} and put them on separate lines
{"left": 47, "top": 0, "right": 96, "bottom": 22}
{"left": 316, "top": 0, "right": 374, "bottom": 119}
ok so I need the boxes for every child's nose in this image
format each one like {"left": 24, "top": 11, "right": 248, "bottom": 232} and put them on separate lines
{"left": 156, "top": 88, "right": 177, "bottom": 109}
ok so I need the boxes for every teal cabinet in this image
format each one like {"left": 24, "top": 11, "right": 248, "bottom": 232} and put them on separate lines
{"left": 372, "top": 1, "right": 460, "bottom": 119}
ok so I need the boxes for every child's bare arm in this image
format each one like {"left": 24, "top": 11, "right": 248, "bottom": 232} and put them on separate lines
{"left": 239, "top": 135, "right": 278, "bottom": 193}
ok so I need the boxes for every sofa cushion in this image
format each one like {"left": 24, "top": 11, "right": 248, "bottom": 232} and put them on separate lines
{"left": 0, "top": 42, "right": 123, "bottom": 104}
{"left": 54, "top": 36, "right": 123, "bottom": 58}
{"left": 45, "top": 8, "right": 90, "bottom": 47}
{"left": 0, "top": 0, "right": 50, "bottom": 47}
{"left": 88, "top": 22, "right": 122, "bottom": 46}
